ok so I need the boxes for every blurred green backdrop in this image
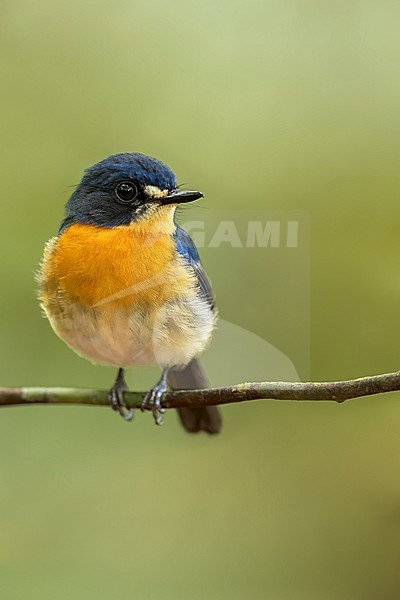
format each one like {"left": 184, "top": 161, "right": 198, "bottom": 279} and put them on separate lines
{"left": 1, "top": 1, "right": 400, "bottom": 599}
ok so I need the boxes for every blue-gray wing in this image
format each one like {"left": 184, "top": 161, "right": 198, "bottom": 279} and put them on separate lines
{"left": 173, "top": 225, "right": 216, "bottom": 311}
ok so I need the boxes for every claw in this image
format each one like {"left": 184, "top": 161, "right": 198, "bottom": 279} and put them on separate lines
{"left": 141, "top": 368, "right": 168, "bottom": 426}
{"left": 108, "top": 368, "right": 134, "bottom": 422}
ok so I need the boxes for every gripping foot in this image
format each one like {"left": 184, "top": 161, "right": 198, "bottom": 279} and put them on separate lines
{"left": 108, "top": 368, "right": 134, "bottom": 422}
{"left": 141, "top": 368, "right": 168, "bottom": 426}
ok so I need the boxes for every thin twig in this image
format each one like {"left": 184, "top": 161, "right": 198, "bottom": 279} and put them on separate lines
{"left": 1, "top": 370, "right": 400, "bottom": 410}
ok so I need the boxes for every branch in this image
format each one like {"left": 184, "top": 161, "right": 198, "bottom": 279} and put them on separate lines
{"left": 1, "top": 370, "right": 400, "bottom": 410}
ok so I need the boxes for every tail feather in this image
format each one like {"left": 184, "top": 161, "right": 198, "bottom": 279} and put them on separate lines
{"left": 168, "top": 359, "right": 222, "bottom": 435}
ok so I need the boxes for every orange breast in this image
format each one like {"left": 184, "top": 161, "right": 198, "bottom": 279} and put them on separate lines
{"left": 45, "top": 221, "right": 190, "bottom": 309}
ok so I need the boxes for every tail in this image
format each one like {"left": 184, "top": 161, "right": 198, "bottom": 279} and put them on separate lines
{"left": 168, "top": 358, "right": 222, "bottom": 435}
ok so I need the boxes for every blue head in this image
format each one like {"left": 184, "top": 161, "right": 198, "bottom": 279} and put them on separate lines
{"left": 59, "top": 153, "right": 202, "bottom": 233}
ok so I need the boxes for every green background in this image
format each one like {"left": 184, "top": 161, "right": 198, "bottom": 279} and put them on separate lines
{"left": 1, "top": 1, "right": 400, "bottom": 598}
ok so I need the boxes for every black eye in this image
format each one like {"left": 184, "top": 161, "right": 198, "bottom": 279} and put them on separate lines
{"left": 115, "top": 181, "right": 138, "bottom": 204}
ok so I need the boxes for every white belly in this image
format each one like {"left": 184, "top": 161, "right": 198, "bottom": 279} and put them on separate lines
{"left": 47, "top": 295, "right": 216, "bottom": 369}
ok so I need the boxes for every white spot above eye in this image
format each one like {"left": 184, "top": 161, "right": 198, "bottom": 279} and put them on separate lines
{"left": 144, "top": 185, "right": 169, "bottom": 199}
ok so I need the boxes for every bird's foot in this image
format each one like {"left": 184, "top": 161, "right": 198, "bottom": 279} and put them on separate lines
{"left": 108, "top": 368, "right": 134, "bottom": 422}
{"left": 141, "top": 371, "right": 168, "bottom": 426}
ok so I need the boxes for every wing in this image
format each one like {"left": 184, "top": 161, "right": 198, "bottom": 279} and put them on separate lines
{"left": 173, "top": 225, "right": 216, "bottom": 311}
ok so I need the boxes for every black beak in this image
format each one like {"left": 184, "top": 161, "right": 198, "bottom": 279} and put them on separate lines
{"left": 161, "top": 189, "right": 203, "bottom": 206}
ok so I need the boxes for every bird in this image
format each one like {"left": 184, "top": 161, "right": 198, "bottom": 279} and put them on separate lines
{"left": 38, "top": 152, "right": 221, "bottom": 434}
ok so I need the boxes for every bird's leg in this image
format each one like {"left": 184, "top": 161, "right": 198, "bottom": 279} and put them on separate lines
{"left": 141, "top": 367, "right": 169, "bottom": 426}
{"left": 108, "top": 368, "right": 134, "bottom": 422}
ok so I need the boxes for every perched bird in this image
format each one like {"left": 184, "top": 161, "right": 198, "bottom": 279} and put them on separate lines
{"left": 38, "top": 153, "right": 221, "bottom": 434}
